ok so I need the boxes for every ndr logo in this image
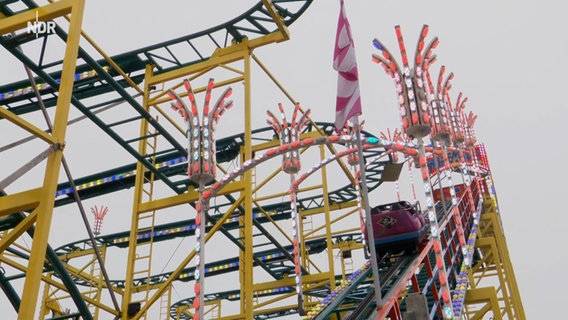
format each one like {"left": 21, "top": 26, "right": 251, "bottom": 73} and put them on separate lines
{"left": 26, "top": 11, "right": 55, "bottom": 38}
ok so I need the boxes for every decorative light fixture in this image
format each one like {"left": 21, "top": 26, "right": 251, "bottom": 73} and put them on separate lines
{"left": 267, "top": 102, "right": 311, "bottom": 312}
{"left": 372, "top": 25, "right": 454, "bottom": 319}
{"left": 90, "top": 205, "right": 109, "bottom": 236}
{"left": 168, "top": 78, "right": 233, "bottom": 320}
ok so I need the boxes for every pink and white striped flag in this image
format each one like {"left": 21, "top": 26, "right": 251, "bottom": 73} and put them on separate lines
{"left": 333, "top": 0, "right": 362, "bottom": 132}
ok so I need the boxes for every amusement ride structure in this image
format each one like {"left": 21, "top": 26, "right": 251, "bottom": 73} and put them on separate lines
{"left": 0, "top": 0, "right": 525, "bottom": 319}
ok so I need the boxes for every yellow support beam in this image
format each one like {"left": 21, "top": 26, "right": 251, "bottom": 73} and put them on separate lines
{"left": 129, "top": 191, "right": 246, "bottom": 319}
{"left": 252, "top": 272, "right": 334, "bottom": 292}
{"left": 300, "top": 200, "right": 357, "bottom": 216}
{"left": 138, "top": 180, "right": 244, "bottom": 213}
{"left": 261, "top": 0, "right": 290, "bottom": 41}
{"left": 241, "top": 47, "right": 254, "bottom": 320}
{"left": 0, "top": 253, "right": 119, "bottom": 316}
{"left": 320, "top": 144, "right": 336, "bottom": 291}
{"left": 122, "top": 65, "right": 156, "bottom": 317}
{"left": 0, "top": 108, "right": 56, "bottom": 145}
{"left": 145, "top": 47, "right": 246, "bottom": 87}
{"left": 116, "top": 6, "right": 340, "bottom": 318}
{"left": 464, "top": 287, "right": 502, "bottom": 320}
{"left": 0, "top": 211, "right": 37, "bottom": 253}
{"left": 9, "top": 0, "right": 86, "bottom": 318}
{"left": 464, "top": 196, "right": 526, "bottom": 320}
{"left": 0, "top": 188, "right": 41, "bottom": 217}
{"left": 145, "top": 26, "right": 289, "bottom": 88}
{"left": 148, "top": 75, "right": 244, "bottom": 107}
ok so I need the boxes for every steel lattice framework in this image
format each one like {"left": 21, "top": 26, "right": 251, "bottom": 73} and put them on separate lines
{"left": 0, "top": 1, "right": 524, "bottom": 320}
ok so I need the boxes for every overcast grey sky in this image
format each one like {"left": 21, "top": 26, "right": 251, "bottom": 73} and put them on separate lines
{"left": 1, "top": 0, "right": 566, "bottom": 318}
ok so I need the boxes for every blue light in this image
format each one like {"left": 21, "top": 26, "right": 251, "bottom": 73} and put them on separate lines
{"left": 372, "top": 40, "right": 383, "bottom": 50}
{"left": 366, "top": 137, "right": 379, "bottom": 144}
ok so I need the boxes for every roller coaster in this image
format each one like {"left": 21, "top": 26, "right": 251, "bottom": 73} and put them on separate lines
{"left": 0, "top": 1, "right": 525, "bottom": 319}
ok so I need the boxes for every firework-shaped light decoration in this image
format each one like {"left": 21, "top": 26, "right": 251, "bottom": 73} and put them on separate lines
{"left": 373, "top": 25, "right": 455, "bottom": 319}
{"left": 428, "top": 65, "right": 454, "bottom": 146}
{"left": 448, "top": 92, "right": 472, "bottom": 171}
{"left": 465, "top": 111, "right": 478, "bottom": 148}
{"left": 448, "top": 92, "right": 467, "bottom": 146}
{"left": 91, "top": 205, "right": 108, "bottom": 236}
{"left": 464, "top": 110, "right": 486, "bottom": 204}
{"left": 168, "top": 78, "right": 233, "bottom": 185}
{"left": 266, "top": 103, "right": 311, "bottom": 174}
{"left": 372, "top": 25, "right": 439, "bottom": 139}
{"left": 267, "top": 102, "right": 311, "bottom": 312}
{"left": 168, "top": 78, "right": 233, "bottom": 320}
{"left": 428, "top": 71, "right": 469, "bottom": 267}
{"left": 464, "top": 110, "right": 485, "bottom": 191}
{"left": 450, "top": 92, "right": 477, "bottom": 216}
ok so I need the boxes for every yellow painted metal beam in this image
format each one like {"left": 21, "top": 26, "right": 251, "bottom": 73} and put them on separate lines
{"left": 118, "top": 6, "right": 336, "bottom": 318}
{"left": 0, "top": 210, "right": 37, "bottom": 253}
{"left": 465, "top": 196, "right": 526, "bottom": 320}
{"left": 252, "top": 183, "right": 321, "bottom": 203}
{"left": 252, "top": 272, "right": 334, "bottom": 292}
{"left": 261, "top": 0, "right": 290, "bottom": 41}
{"left": 0, "top": 108, "right": 56, "bottom": 144}
{"left": 0, "top": 188, "right": 41, "bottom": 217}
{"left": 148, "top": 75, "right": 244, "bottom": 107}
{"left": 241, "top": 48, "right": 254, "bottom": 320}
{"left": 146, "top": 27, "right": 289, "bottom": 87}
{"left": 145, "top": 47, "right": 246, "bottom": 86}
{"left": 246, "top": 30, "right": 288, "bottom": 51}
{"left": 255, "top": 304, "right": 321, "bottom": 318}
{"left": 332, "top": 240, "right": 363, "bottom": 250}
{"left": 59, "top": 247, "right": 100, "bottom": 260}
{"left": 122, "top": 65, "right": 151, "bottom": 317}
{"left": 301, "top": 200, "right": 357, "bottom": 216}
{"left": 61, "top": 261, "right": 124, "bottom": 295}
{"left": 320, "top": 144, "right": 336, "bottom": 291}
{"left": 465, "top": 287, "right": 502, "bottom": 320}
{"left": 253, "top": 201, "right": 294, "bottom": 245}
{"left": 253, "top": 291, "right": 297, "bottom": 310}
{"left": 216, "top": 303, "right": 314, "bottom": 320}
{"left": 481, "top": 211, "right": 526, "bottom": 319}
{"left": 0, "top": 254, "right": 119, "bottom": 316}
{"left": 137, "top": 180, "right": 244, "bottom": 213}
{"left": 40, "top": 279, "right": 68, "bottom": 320}
{"left": 130, "top": 193, "right": 245, "bottom": 319}
{"left": 176, "top": 296, "right": 316, "bottom": 320}
{"left": 17, "top": 0, "right": 85, "bottom": 318}
{"left": 471, "top": 238, "right": 513, "bottom": 318}
{"left": 303, "top": 206, "right": 358, "bottom": 239}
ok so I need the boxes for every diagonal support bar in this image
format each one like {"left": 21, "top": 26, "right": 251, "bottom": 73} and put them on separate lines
{"left": 0, "top": 107, "right": 56, "bottom": 144}
{"left": 0, "top": 188, "right": 42, "bottom": 217}
{"left": 0, "top": 144, "right": 60, "bottom": 191}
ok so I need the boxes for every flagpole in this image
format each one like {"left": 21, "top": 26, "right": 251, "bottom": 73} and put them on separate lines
{"left": 332, "top": 0, "right": 381, "bottom": 307}
{"left": 353, "top": 116, "right": 383, "bottom": 308}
